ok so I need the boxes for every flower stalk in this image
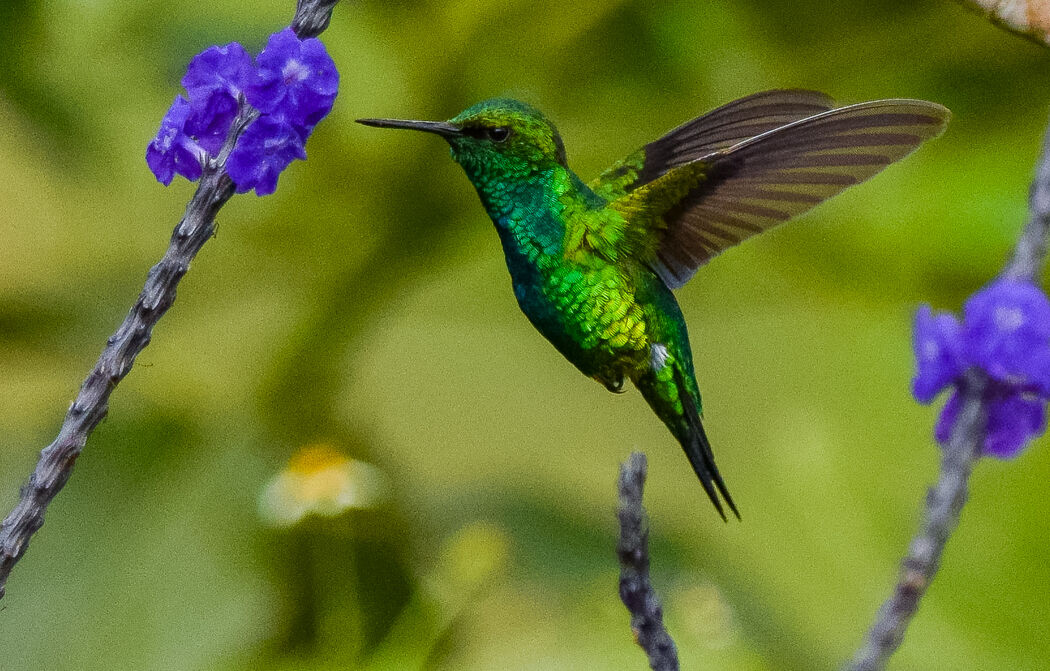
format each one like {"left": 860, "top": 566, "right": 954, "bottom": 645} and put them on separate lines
{"left": 617, "top": 452, "right": 679, "bottom": 671}
{"left": 846, "top": 112, "right": 1050, "bottom": 670}
{"left": 0, "top": 0, "right": 341, "bottom": 600}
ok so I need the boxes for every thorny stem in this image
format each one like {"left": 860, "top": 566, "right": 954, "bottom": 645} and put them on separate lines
{"left": 0, "top": 0, "right": 341, "bottom": 600}
{"left": 617, "top": 453, "right": 679, "bottom": 671}
{"left": 845, "top": 372, "right": 986, "bottom": 671}
{"left": 845, "top": 115, "right": 1050, "bottom": 670}
{"left": 1005, "top": 121, "right": 1050, "bottom": 283}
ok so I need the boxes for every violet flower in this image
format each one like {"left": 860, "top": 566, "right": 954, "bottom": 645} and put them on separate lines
{"left": 146, "top": 28, "right": 338, "bottom": 194}
{"left": 914, "top": 278, "right": 1050, "bottom": 457}
{"left": 247, "top": 27, "right": 339, "bottom": 136}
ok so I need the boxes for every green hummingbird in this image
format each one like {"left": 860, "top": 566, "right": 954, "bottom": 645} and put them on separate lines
{"left": 359, "top": 90, "right": 949, "bottom": 520}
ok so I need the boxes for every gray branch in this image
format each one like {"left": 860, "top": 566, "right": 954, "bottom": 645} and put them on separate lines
{"left": 846, "top": 113, "right": 1050, "bottom": 670}
{"left": 617, "top": 452, "right": 679, "bottom": 671}
{"left": 0, "top": 0, "right": 341, "bottom": 600}
{"left": 1004, "top": 123, "right": 1050, "bottom": 282}
{"left": 845, "top": 372, "right": 986, "bottom": 671}
{"left": 292, "top": 0, "right": 340, "bottom": 38}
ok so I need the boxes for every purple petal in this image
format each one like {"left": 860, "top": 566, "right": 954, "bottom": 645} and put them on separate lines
{"left": 254, "top": 168, "right": 280, "bottom": 197}
{"left": 934, "top": 389, "right": 962, "bottom": 444}
{"left": 146, "top": 95, "right": 204, "bottom": 185}
{"left": 172, "top": 143, "right": 203, "bottom": 182}
{"left": 151, "top": 95, "right": 192, "bottom": 151}
{"left": 255, "top": 28, "right": 302, "bottom": 72}
{"left": 146, "top": 143, "right": 175, "bottom": 186}
{"left": 964, "top": 279, "right": 1050, "bottom": 393}
{"left": 300, "top": 38, "right": 339, "bottom": 96}
{"left": 245, "top": 71, "right": 285, "bottom": 115}
{"left": 984, "top": 391, "right": 1046, "bottom": 458}
{"left": 912, "top": 304, "right": 965, "bottom": 403}
{"left": 185, "top": 89, "right": 238, "bottom": 154}
{"left": 182, "top": 42, "right": 253, "bottom": 100}
{"left": 246, "top": 28, "right": 338, "bottom": 134}
{"left": 247, "top": 29, "right": 301, "bottom": 113}
{"left": 225, "top": 116, "right": 306, "bottom": 196}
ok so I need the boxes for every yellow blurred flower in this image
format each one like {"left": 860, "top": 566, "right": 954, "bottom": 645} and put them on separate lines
{"left": 433, "top": 522, "right": 510, "bottom": 596}
{"left": 259, "top": 443, "right": 386, "bottom": 527}
{"left": 670, "top": 582, "right": 738, "bottom": 650}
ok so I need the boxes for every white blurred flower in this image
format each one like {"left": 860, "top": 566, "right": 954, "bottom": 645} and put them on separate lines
{"left": 259, "top": 444, "right": 386, "bottom": 527}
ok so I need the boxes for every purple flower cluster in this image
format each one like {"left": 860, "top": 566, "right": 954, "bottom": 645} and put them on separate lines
{"left": 914, "top": 278, "right": 1050, "bottom": 458}
{"left": 146, "top": 28, "right": 338, "bottom": 195}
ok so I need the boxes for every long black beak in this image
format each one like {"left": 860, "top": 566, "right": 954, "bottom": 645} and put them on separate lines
{"left": 356, "top": 118, "right": 461, "bottom": 137}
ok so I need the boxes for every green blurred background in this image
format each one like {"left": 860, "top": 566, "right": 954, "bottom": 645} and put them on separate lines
{"left": 1, "top": 0, "right": 1049, "bottom": 669}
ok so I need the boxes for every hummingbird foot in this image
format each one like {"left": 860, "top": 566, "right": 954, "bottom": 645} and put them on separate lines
{"left": 603, "top": 375, "right": 627, "bottom": 394}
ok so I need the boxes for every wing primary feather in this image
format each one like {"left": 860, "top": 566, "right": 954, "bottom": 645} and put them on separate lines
{"left": 714, "top": 187, "right": 824, "bottom": 204}
{"left": 588, "top": 90, "right": 837, "bottom": 200}
{"left": 644, "top": 98, "right": 949, "bottom": 288}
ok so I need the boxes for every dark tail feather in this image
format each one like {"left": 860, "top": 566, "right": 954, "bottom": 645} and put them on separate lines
{"left": 673, "top": 367, "right": 740, "bottom": 521}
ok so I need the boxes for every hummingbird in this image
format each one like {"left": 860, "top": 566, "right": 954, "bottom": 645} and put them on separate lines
{"left": 359, "top": 90, "right": 949, "bottom": 520}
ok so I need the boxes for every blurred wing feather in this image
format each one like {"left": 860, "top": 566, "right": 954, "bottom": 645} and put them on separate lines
{"left": 646, "top": 99, "right": 951, "bottom": 288}
{"left": 590, "top": 90, "right": 835, "bottom": 200}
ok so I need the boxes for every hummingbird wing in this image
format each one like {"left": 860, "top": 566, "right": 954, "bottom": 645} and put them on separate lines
{"left": 589, "top": 90, "right": 834, "bottom": 201}
{"left": 613, "top": 99, "right": 950, "bottom": 288}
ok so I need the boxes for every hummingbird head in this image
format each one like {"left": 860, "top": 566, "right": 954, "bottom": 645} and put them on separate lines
{"left": 358, "top": 98, "right": 568, "bottom": 180}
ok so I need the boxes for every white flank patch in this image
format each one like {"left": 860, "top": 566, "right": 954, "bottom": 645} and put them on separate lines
{"left": 651, "top": 343, "right": 670, "bottom": 371}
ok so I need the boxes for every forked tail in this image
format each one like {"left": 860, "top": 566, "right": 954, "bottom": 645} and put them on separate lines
{"left": 635, "top": 363, "right": 739, "bottom": 521}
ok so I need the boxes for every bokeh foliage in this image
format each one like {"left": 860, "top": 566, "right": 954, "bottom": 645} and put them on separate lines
{"left": 1, "top": 0, "right": 1049, "bottom": 669}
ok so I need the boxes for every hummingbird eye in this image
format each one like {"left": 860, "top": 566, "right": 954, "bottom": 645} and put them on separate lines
{"left": 487, "top": 126, "right": 511, "bottom": 142}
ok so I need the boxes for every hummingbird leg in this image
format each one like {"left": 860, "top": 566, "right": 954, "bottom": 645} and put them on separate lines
{"left": 603, "top": 375, "right": 627, "bottom": 394}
